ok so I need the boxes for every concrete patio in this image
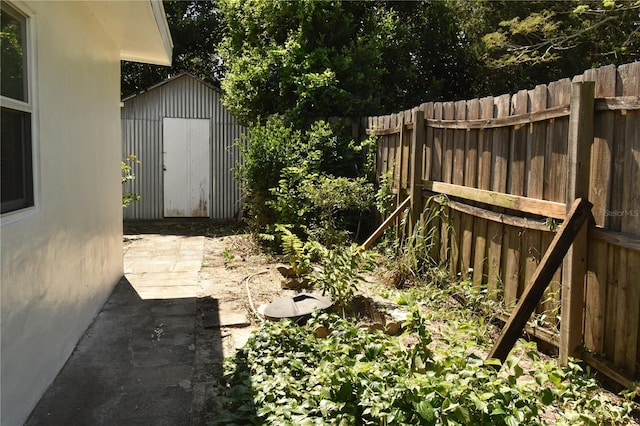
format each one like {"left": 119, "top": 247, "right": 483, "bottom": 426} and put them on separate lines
{"left": 25, "top": 234, "right": 235, "bottom": 425}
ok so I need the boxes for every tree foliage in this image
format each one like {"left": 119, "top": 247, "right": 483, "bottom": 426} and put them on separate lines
{"left": 218, "top": 0, "right": 473, "bottom": 125}
{"left": 450, "top": 0, "right": 640, "bottom": 96}
{"left": 120, "top": 0, "right": 639, "bottom": 105}
{"left": 121, "top": 0, "right": 226, "bottom": 98}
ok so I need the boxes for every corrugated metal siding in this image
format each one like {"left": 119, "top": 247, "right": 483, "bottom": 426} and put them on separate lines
{"left": 122, "top": 74, "right": 246, "bottom": 220}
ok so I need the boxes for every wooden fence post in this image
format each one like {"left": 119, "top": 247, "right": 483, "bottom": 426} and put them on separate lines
{"left": 409, "top": 109, "right": 425, "bottom": 234}
{"left": 560, "top": 80, "right": 595, "bottom": 364}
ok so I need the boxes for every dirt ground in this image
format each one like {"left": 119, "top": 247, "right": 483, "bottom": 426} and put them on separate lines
{"left": 123, "top": 221, "right": 389, "bottom": 353}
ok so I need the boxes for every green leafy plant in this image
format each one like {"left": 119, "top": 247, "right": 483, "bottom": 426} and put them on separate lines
{"left": 375, "top": 170, "right": 395, "bottom": 216}
{"left": 221, "top": 247, "right": 235, "bottom": 268}
{"left": 303, "top": 175, "right": 374, "bottom": 246}
{"left": 311, "top": 244, "right": 376, "bottom": 313}
{"left": 237, "top": 117, "right": 376, "bottom": 242}
{"left": 121, "top": 154, "right": 140, "bottom": 207}
{"left": 212, "top": 310, "right": 635, "bottom": 425}
{"left": 545, "top": 217, "right": 560, "bottom": 232}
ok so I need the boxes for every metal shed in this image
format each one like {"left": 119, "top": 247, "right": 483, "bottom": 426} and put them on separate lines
{"left": 121, "top": 73, "right": 246, "bottom": 220}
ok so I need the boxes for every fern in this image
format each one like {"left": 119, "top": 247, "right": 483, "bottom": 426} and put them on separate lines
{"left": 275, "top": 224, "right": 313, "bottom": 277}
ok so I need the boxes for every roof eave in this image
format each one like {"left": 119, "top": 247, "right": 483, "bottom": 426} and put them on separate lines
{"left": 85, "top": 0, "right": 173, "bottom": 66}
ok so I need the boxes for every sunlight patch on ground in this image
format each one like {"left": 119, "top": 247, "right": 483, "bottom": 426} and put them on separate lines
{"left": 124, "top": 234, "right": 205, "bottom": 300}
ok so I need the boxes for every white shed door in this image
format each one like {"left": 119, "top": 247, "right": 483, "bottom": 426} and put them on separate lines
{"left": 163, "top": 118, "right": 210, "bottom": 217}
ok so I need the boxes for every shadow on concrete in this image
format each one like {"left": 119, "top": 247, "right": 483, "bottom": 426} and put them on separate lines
{"left": 25, "top": 277, "right": 225, "bottom": 426}
{"left": 124, "top": 220, "right": 244, "bottom": 238}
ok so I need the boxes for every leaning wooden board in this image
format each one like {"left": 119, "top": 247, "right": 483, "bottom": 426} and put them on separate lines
{"left": 488, "top": 198, "right": 593, "bottom": 364}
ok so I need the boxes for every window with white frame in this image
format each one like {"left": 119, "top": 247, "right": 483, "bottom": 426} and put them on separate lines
{"left": 1, "top": 1, "right": 34, "bottom": 214}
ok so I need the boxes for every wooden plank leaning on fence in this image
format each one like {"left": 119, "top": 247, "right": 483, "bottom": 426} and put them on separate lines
{"left": 362, "top": 196, "right": 411, "bottom": 250}
{"left": 488, "top": 197, "right": 593, "bottom": 365}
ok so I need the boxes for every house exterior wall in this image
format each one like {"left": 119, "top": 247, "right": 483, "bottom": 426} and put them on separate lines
{"left": 0, "top": 2, "right": 124, "bottom": 424}
{"left": 121, "top": 75, "right": 246, "bottom": 220}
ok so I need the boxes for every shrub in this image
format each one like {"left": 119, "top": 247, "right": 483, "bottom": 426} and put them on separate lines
{"left": 310, "top": 244, "right": 377, "bottom": 313}
{"left": 237, "top": 116, "right": 377, "bottom": 244}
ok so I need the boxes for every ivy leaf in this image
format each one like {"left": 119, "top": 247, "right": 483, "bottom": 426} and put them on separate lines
{"left": 513, "top": 364, "right": 524, "bottom": 379}
{"left": 414, "top": 400, "right": 436, "bottom": 422}
{"left": 454, "top": 405, "right": 471, "bottom": 424}
{"left": 541, "top": 388, "right": 554, "bottom": 405}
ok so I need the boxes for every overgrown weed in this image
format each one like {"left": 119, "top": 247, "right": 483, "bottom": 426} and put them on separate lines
{"left": 210, "top": 193, "right": 636, "bottom": 425}
{"left": 212, "top": 310, "right": 635, "bottom": 425}
{"left": 380, "top": 196, "right": 448, "bottom": 288}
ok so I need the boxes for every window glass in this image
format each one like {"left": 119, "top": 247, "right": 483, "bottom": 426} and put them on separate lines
{"left": 1, "top": 2, "right": 33, "bottom": 214}
{"left": 1, "top": 2, "right": 27, "bottom": 101}
{"left": 1, "top": 108, "right": 33, "bottom": 213}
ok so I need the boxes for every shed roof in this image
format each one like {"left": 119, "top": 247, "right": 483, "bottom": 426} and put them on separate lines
{"left": 85, "top": 0, "right": 173, "bottom": 66}
{"left": 121, "top": 72, "right": 221, "bottom": 102}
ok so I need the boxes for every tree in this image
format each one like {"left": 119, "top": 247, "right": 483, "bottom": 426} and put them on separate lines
{"left": 449, "top": 0, "right": 640, "bottom": 96}
{"left": 121, "top": 0, "right": 225, "bottom": 98}
{"left": 378, "top": 1, "right": 476, "bottom": 109}
{"left": 219, "top": 0, "right": 473, "bottom": 125}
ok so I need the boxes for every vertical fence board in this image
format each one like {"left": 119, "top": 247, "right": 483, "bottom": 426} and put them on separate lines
{"left": 604, "top": 104, "right": 626, "bottom": 362}
{"left": 560, "top": 81, "right": 594, "bottom": 364}
{"left": 443, "top": 102, "right": 455, "bottom": 184}
{"left": 585, "top": 64, "right": 616, "bottom": 353}
{"left": 526, "top": 85, "right": 547, "bottom": 201}
{"left": 423, "top": 103, "right": 434, "bottom": 181}
{"left": 525, "top": 85, "right": 549, "bottom": 322}
{"left": 541, "top": 79, "right": 571, "bottom": 327}
{"left": 410, "top": 110, "right": 424, "bottom": 235}
{"left": 586, "top": 238, "right": 608, "bottom": 353}
{"left": 604, "top": 248, "right": 619, "bottom": 361}
{"left": 545, "top": 79, "right": 571, "bottom": 204}
{"left": 472, "top": 97, "right": 494, "bottom": 289}
{"left": 432, "top": 102, "right": 444, "bottom": 183}
{"left": 401, "top": 112, "right": 411, "bottom": 193}
{"left": 616, "top": 62, "right": 640, "bottom": 373}
{"left": 629, "top": 250, "right": 640, "bottom": 374}
{"left": 461, "top": 100, "right": 479, "bottom": 280}
{"left": 614, "top": 248, "right": 631, "bottom": 369}
{"left": 430, "top": 103, "right": 444, "bottom": 262}
{"left": 465, "top": 100, "right": 480, "bottom": 189}
{"left": 451, "top": 101, "right": 467, "bottom": 277}
{"left": 488, "top": 94, "right": 510, "bottom": 300}
{"left": 619, "top": 62, "right": 640, "bottom": 234}
{"left": 442, "top": 102, "right": 455, "bottom": 271}
{"left": 504, "top": 90, "right": 528, "bottom": 307}
{"left": 453, "top": 101, "right": 466, "bottom": 186}
{"left": 385, "top": 115, "right": 394, "bottom": 187}
{"left": 589, "top": 65, "right": 616, "bottom": 227}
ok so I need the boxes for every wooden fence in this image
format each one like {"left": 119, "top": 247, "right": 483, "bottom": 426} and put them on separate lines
{"left": 362, "top": 62, "right": 640, "bottom": 386}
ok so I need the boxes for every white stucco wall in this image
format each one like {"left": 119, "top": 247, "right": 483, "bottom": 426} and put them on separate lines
{"left": 0, "top": 2, "right": 124, "bottom": 424}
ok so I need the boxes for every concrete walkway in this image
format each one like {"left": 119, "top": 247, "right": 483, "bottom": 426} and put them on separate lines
{"left": 26, "top": 235, "right": 222, "bottom": 426}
